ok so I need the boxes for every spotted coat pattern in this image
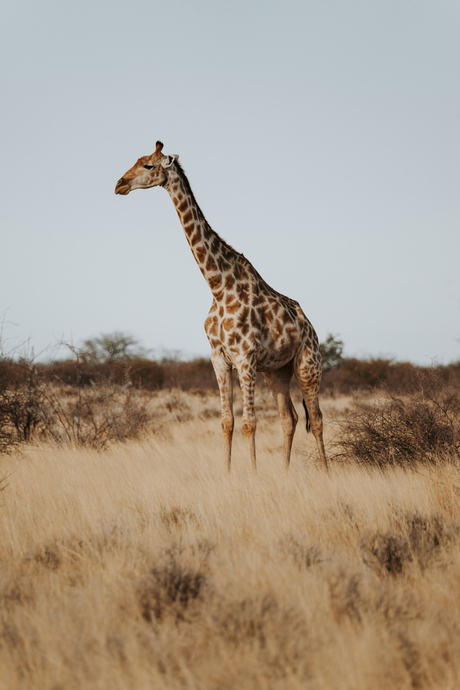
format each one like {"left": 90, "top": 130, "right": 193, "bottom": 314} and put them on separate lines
{"left": 115, "top": 142, "right": 327, "bottom": 471}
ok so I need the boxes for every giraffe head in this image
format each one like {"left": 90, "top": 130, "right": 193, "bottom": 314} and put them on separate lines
{"left": 115, "top": 141, "right": 178, "bottom": 195}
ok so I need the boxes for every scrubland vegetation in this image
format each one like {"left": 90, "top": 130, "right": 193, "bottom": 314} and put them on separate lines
{"left": 1, "top": 339, "right": 460, "bottom": 688}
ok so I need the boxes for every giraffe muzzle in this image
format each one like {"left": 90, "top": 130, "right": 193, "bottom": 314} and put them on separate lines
{"left": 115, "top": 178, "right": 130, "bottom": 195}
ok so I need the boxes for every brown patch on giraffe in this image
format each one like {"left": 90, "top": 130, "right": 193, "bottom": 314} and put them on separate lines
{"left": 208, "top": 274, "right": 222, "bottom": 291}
{"left": 177, "top": 192, "right": 183, "bottom": 200}
{"left": 190, "top": 232, "right": 201, "bottom": 246}
{"left": 195, "top": 246, "right": 207, "bottom": 264}
{"left": 184, "top": 224, "right": 195, "bottom": 237}
{"left": 225, "top": 274, "right": 235, "bottom": 290}
{"left": 211, "top": 237, "right": 220, "bottom": 254}
{"left": 217, "top": 256, "right": 231, "bottom": 272}
{"left": 238, "top": 284, "right": 250, "bottom": 305}
{"left": 178, "top": 200, "right": 188, "bottom": 213}
{"left": 192, "top": 208, "right": 198, "bottom": 220}
{"left": 242, "top": 340, "right": 250, "bottom": 353}
{"left": 183, "top": 210, "right": 193, "bottom": 225}
{"left": 204, "top": 315, "right": 215, "bottom": 332}
{"left": 206, "top": 256, "right": 218, "bottom": 272}
{"left": 273, "top": 320, "right": 283, "bottom": 338}
{"left": 241, "top": 323, "right": 250, "bottom": 336}
{"left": 223, "top": 317, "right": 234, "bottom": 332}
{"left": 263, "top": 308, "right": 273, "bottom": 324}
{"left": 234, "top": 263, "right": 246, "bottom": 280}
{"left": 282, "top": 310, "right": 293, "bottom": 324}
{"left": 226, "top": 301, "right": 240, "bottom": 315}
{"left": 285, "top": 326, "right": 296, "bottom": 343}
{"left": 237, "top": 306, "right": 250, "bottom": 326}
{"left": 250, "top": 309, "right": 258, "bottom": 328}
{"left": 227, "top": 333, "right": 242, "bottom": 347}
{"left": 203, "top": 226, "right": 212, "bottom": 241}
{"left": 218, "top": 306, "right": 224, "bottom": 318}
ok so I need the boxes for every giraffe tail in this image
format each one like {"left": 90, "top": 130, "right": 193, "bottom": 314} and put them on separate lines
{"left": 302, "top": 399, "right": 311, "bottom": 433}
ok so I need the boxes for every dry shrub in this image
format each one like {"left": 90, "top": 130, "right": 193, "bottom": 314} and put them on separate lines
{"left": 0, "top": 355, "right": 154, "bottom": 450}
{"left": 47, "top": 357, "right": 166, "bottom": 389}
{"left": 335, "top": 369, "right": 460, "bottom": 467}
{"left": 160, "top": 507, "right": 200, "bottom": 530}
{"left": 139, "top": 546, "right": 208, "bottom": 623}
{"left": 38, "top": 381, "right": 151, "bottom": 448}
{"left": 160, "top": 390, "right": 192, "bottom": 422}
{"left": 328, "top": 571, "right": 363, "bottom": 624}
{"left": 281, "top": 535, "right": 323, "bottom": 569}
{"left": 361, "top": 512, "right": 455, "bottom": 577}
{"left": 0, "top": 360, "right": 20, "bottom": 453}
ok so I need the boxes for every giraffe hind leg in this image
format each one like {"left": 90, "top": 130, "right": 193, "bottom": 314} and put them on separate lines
{"left": 302, "top": 399, "right": 311, "bottom": 433}
{"left": 294, "top": 352, "right": 328, "bottom": 471}
{"left": 263, "top": 360, "right": 298, "bottom": 470}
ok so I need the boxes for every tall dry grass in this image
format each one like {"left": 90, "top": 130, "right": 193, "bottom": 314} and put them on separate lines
{"left": 1, "top": 393, "right": 460, "bottom": 689}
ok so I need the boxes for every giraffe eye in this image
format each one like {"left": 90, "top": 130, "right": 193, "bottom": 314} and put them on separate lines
{"left": 143, "top": 165, "right": 153, "bottom": 170}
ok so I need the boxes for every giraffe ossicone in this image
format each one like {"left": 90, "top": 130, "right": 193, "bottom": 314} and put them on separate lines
{"left": 115, "top": 141, "right": 328, "bottom": 471}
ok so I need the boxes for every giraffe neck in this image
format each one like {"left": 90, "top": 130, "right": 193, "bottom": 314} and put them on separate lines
{"left": 165, "top": 164, "right": 238, "bottom": 298}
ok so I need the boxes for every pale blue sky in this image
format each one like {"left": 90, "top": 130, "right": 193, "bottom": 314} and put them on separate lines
{"left": 2, "top": 0, "right": 460, "bottom": 363}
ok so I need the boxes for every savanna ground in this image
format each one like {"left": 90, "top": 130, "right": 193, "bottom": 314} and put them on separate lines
{"left": 1, "top": 378, "right": 460, "bottom": 690}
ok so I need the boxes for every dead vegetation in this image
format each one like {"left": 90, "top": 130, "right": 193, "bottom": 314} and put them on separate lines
{"left": 2, "top": 428, "right": 460, "bottom": 689}
{"left": 334, "top": 369, "right": 460, "bottom": 467}
{"left": 1, "top": 351, "right": 460, "bottom": 687}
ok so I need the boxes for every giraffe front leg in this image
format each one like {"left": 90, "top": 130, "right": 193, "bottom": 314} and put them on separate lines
{"left": 236, "top": 362, "right": 257, "bottom": 471}
{"left": 211, "top": 351, "right": 234, "bottom": 471}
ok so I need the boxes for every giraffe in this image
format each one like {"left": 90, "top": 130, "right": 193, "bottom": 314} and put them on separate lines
{"left": 115, "top": 142, "right": 328, "bottom": 472}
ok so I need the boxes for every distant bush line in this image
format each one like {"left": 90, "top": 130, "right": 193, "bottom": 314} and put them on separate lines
{"left": 2, "top": 356, "right": 459, "bottom": 396}
{"left": 321, "top": 357, "right": 460, "bottom": 396}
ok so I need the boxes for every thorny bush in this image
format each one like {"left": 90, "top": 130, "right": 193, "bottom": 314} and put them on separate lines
{"left": 0, "top": 355, "right": 153, "bottom": 452}
{"left": 335, "top": 369, "right": 460, "bottom": 467}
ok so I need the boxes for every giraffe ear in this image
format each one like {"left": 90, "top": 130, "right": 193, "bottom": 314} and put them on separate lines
{"left": 161, "top": 154, "right": 179, "bottom": 169}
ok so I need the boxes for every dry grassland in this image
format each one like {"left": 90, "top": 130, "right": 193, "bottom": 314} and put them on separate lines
{"left": 1, "top": 390, "right": 460, "bottom": 689}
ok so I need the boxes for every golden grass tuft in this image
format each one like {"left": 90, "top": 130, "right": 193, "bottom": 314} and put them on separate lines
{"left": 1, "top": 393, "right": 460, "bottom": 689}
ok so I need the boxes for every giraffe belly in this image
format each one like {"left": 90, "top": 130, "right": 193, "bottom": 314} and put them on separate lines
{"left": 253, "top": 328, "right": 299, "bottom": 370}
{"left": 256, "top": 343, "right": 298, "bottom": 371}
